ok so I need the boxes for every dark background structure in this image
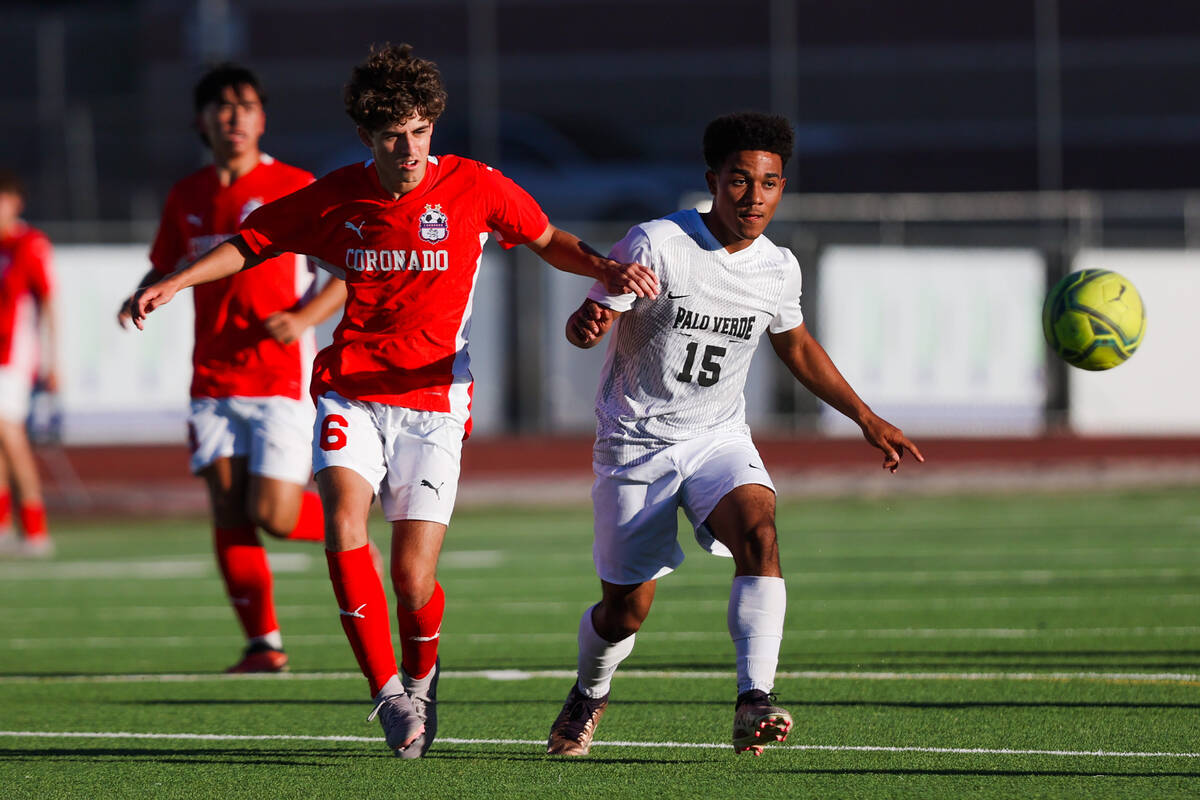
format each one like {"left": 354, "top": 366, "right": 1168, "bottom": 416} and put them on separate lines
{"left": 4, "top": 0, "right": 1199, "bottom": 234}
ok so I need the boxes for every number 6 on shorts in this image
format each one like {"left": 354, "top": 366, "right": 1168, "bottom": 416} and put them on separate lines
{"left": 320, "top": 414, "right": 349, "bottom": 451}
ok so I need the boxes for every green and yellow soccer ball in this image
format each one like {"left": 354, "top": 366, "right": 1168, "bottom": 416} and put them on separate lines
{"left": 1042, "top": 269, "right": 1146, "bottom": 371}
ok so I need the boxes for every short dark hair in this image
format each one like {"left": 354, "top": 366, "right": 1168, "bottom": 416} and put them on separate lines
{"left": 703, "top": 112, "right": 794, "bottom": 172}
{"left": 344, "top": 43, "right": 447, "bottom": 132}
{"left": 193, "top": 63, "right": 267, "bottom": 113}
{"left": 0, "top": 168, "right": 26, "bottom": 199}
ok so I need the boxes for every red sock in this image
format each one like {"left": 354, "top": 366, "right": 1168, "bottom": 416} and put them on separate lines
{"left": 396, "top": 581, "right": 444, "bottom": 680}
{"left": 286, "top": 491, "right": 325, "bottom": 542}
{"left": 0, "top": 490, "right": 12, "bottom": 528}
{"left": 20, "top": 503, "right": 47, "bottom": 540}
{"left": 327, "top": 545, "right": 398, "bottom": 696}
{"left": 214, "top": 525, "right": 277, "bottom": 638}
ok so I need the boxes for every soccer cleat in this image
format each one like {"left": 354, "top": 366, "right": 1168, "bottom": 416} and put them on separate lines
{"left": 367, "top": 692, "right": 425, "bottom": 753}
{"left": 547, "top": 683, "right": 609, "bottom": 756}
{"left": 225, "top": 642, "right": 289, "bottom": 674}
{"left": 398, "top": 656, "right": 439, "bottom": 758}
{"left": 0, "top": 534, "right": 54, "bottom": 559}
{"left": 732, "top": 690, "right": 793, "bottom": 755}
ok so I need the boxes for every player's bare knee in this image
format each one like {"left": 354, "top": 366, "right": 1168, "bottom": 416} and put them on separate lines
{"left": 247, "top": 501, "right": 295, "bottom": 539}
{"left": 324, "top": 507, "right": 367, "bottom": 547}
{"left": 738, "top": 522, "right": 780, "bottom": 572}
{"left": 596, "top": 597, "right": 649, "bottom": 640}
{"left": 392, "top": 572, "right": 436, "bottom": 611}
{"left": 251, "top": 513, "right": 290, "bottom": 539}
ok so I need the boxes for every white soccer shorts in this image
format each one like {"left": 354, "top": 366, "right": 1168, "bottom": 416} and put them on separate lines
{"left": 312, "top": 392, "right": 464, "bottom": 525}
{"left": 591, "top": 431, "right": 776, "bottom": 585}
{"left": 188, "top": 395, "right": 316, "bottom": 485}
{"left": 0, "top": 365, "right": 32, "bottom": 423}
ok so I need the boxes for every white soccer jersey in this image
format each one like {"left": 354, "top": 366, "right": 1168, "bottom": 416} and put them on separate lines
{"left": 589, "top": 209, "right": 803, "bottom": 465}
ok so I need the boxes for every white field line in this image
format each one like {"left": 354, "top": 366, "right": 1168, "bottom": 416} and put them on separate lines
{"left": 14, "top": 592, "right": 1200, "bottom": 621}
{"left": 8, "top": 563, "right": 1196, "bottom": 586}
{"left": 447, "top": 566, "right": 1200, "bottom": 590}
{"left": 1, "top": 668, "right": 1199, "bottom": 686}
{"left": 0, "top": 730, "right": 1197, "bottom": 759}
{"left": 9, "top": 625, "right": 1200, "bottom": 650}
{"left": 171, "top": 565, "right": 1200, "bottom": 591}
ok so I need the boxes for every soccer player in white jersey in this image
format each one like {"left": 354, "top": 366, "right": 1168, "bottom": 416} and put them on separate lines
{"left": 548, "top": 112, "right": 924, "bottom": 756}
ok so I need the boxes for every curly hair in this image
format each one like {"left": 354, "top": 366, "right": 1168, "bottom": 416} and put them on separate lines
{"left": 702, "top": 112, "right": 795, "bottom": 172}
{"left": 344, "top": 43, "right": 447, "bottom": 131}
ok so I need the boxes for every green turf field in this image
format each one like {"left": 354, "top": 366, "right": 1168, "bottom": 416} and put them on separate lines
{"left": 2, "top": 487, "right": 1199, "bottom": 799}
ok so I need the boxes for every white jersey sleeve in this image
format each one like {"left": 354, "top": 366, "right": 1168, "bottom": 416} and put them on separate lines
{"left": 768, "top": 247, "right": 804, "bottom": 333}
{"left": 585, "top": 225, "right": 651, "bottom": 312}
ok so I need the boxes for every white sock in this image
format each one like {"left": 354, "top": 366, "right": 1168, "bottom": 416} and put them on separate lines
{"left": 575, "top": 604, "right": 636, "bottom": 699}
{"left": 249, "top": 630, "right": 283, "bottom": 651}
{"left": 728, "top": 575, "right": 786, "bottom": 696}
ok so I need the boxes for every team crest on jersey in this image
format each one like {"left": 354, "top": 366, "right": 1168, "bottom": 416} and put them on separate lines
{"left": 418, "top": 204, "right": 449, "bottom": 243}
{"left": 239, "top": 198, "right": 263, "bottom": 225}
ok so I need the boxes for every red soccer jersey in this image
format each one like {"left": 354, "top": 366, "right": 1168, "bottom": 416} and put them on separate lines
{"left": 149, "top": 155, "right": 316, "bottom": 400}
{"left": 238, "top": 155, "right": 549, "bottom": 426}
{"left": 0, "top": 222, "right": 54, "bottom": 372}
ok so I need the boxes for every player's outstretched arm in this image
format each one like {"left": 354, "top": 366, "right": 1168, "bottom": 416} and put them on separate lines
{"left": 526, "top": 224, "right": 659, "bottom": 299}
{"left": 565, "top": 298, "right": 620, "bottom": 349}
{"left": 117, "top": 268, "right": 160, "bottom": 329}
{"left": 130, "top": 238, "right": 260, "bottom": 330}
{"left": 264, "top": 277, "right": 348, "bottom": 345}
{"left": 769, "top": 323, "right": 925, "bottom": 472}
{"left": 37, "top": 295, "right": 60, "bottom": 393}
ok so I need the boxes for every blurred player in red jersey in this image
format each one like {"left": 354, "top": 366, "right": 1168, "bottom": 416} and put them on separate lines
{"left": 0, "top": 169, "right": 57, "bottom": 559}
{"left": 118, "top": 64, "right": 350, "bottom": 674}
{"left": 129, "top": 44, "right": 659, "bottom": 758}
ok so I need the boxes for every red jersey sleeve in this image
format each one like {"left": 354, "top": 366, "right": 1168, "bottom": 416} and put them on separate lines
{"left": 22, "top": 232, "right": 55, "bottom": 301}
{"left": 238, "top": 181, "right": 326, "bottom": 258}
{"left": 478, "top": 164, "right": 550, "bottom": 250}
{"left": 148, "top": 185, "right": 188, "bottom": 275}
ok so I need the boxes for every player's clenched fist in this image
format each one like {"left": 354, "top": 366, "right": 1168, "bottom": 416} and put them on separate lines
{"left": 565, "top": 299, "right": 619, "bottom": 350}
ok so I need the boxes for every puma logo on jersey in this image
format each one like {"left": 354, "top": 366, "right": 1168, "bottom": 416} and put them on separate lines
{"left": 344, "top": 220, "right": 366, "bottom": 239}
{"left": 420, "top": 479, "right": 444, "bottom": 499}
{"left": 186, "top": 214, "right": 203, "bottom": 227}
{"left": 339, "top": 603, "right": 367, "bottom": 619}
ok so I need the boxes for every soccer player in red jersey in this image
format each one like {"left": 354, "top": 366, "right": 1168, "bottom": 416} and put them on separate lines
{"left": 119, "top": 64, "right": 350, "bottom": 674}
{"left": 130, "top": 44, "right": 659, "bottom": 757}
{"left": 0, "top": 169, "right": 57, "bottom": 559}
